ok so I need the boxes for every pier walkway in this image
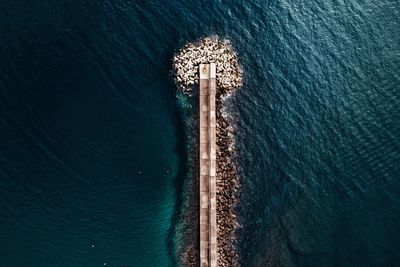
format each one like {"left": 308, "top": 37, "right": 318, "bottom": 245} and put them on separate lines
{"left": 199, "top": 63, "right": 217, "bottom": 267}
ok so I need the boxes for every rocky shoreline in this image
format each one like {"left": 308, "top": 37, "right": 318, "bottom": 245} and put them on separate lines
{"left": 173, "top": 36, "right": 242, "bottom": 266}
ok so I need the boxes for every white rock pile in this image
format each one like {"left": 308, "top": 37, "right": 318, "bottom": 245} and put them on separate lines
{"left": 173, "top": 36, "right": 242, "bottom": 94}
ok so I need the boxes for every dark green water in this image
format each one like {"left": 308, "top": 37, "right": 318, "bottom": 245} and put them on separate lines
{"left": 0, "top": 1, "right": 399, "bottom": 266}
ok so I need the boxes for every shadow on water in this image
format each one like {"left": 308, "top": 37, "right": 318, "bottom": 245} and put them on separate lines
{"left": 166, "top": 77, "right": 200, "bottom": 266}
{"left": 166, "top": 89, "right": 189, "bottom": 266}
{"left": 165, "top": 65, "right": 194, "bottom": 265}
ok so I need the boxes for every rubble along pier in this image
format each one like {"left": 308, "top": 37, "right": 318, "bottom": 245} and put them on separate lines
{"left": 199, "top": 63, "right": 217, "bottom": 267}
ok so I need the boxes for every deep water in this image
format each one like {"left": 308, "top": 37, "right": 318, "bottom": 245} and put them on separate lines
{"left": 1, "top": 1, "right": 399, "bottom": 267}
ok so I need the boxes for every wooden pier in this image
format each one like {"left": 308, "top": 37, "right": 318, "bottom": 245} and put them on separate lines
{"left": 199, "top": 63, "right": 217, "bottom": 267}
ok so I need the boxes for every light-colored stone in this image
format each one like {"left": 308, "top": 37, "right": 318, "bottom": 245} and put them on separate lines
{"left": 173, "top": 36, "right": 242, "bottom": 93}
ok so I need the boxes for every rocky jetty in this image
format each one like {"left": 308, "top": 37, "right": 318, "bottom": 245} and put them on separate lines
{"left": 173, "top": 36, "right": 242, "bottom": 267}
{"left": 215, "top": 91, "right": 239, "bottom": 267}
{"left": 173, "top": 36, "right": 242, "bottom": 93}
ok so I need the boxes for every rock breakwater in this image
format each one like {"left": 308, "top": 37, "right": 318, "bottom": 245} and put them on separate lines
{"left": 173, "top": 36, "right": 242, "bottom": 266}
{"left": 173, "top": 36, "right": 242, "bottom": 93}
{"left": 215, "top": 91, "right": 239, "bottom": 267}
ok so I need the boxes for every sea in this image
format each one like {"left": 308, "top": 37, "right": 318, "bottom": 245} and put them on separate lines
{"left": 0, "top": 1, "right": 399, "bottom": 266}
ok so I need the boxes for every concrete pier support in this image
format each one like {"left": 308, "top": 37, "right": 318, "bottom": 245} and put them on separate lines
{"left": 199, "top": 63, "right": 217, "bottom": 267}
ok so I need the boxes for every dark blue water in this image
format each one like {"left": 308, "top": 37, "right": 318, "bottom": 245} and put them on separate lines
{"left": 1, "top": 1, "right": 399, "bottom": 266}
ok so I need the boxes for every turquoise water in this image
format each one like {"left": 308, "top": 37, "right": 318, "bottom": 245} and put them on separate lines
{"left": 1, "top": 1, "right": 400, "bottom": 266}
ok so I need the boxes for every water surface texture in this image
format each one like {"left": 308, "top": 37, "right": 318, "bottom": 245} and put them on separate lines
{"left": 1, "top": 1, "right": 399, "bottom": 266}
